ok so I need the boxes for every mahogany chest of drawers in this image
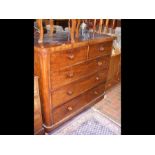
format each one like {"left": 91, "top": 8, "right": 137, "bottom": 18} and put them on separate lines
{"left": 34, "top": 76, "right": 45, "bottom": 134}
{"left": 34, "top": 36, "right": 113, "bottom": 133}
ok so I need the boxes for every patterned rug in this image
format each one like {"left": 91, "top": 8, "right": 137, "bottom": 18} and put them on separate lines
{"left": 50, "top": 108, "right": 121, "bottom": 135}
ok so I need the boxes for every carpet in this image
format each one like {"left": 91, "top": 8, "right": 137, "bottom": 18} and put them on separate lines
{"left": 50, "top": 108, "right": 121, "bottom": 135}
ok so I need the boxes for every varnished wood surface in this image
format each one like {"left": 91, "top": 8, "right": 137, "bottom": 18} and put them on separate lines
{"left": 49, "top": 19, "right": 54, "bottom": 36}
{"left": 34, "top": 76, "right": 45, "bottom": 135}
{"left": 37, "top": 48, "right": 53, "bottom": 128}
{"left": 105, "top": 53, "right": 121, "bottom": 90}
{"left": 50, "top": 55, "right": 110, "bottom": 90}
{"left": 89, "top": 41, "right": 113, "bottom": 58}
{"left": 53, "top": 82, "right": 106, "bottom": 123}
{"left": 70, "top": 19, "right": 76, "bottom": 43}
{"left": 51, "top": 70, "right": 108, "bottom": 109}
{"left": 36, "top": 19, "right": 43, "bottom": 43}
{"left": 46, "top": 93, "right": 105, "bottom": 132}
{"left": 34, "top": 34, "right": 113, "bottom": 133}
{"left": 50, "top": 46, "right": 88, "bottom": 71}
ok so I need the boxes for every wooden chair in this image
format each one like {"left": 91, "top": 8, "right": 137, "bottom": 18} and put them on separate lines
{"left": 36, "top": 19, "right": 43, "bottom": 43}
{"left": 93, "top": 19, "right": 116, "bottom": 35}
{"left": 36, "top": 19, "right": 81, "bottom": 43}
{"left": 49, "top": 19, "right": 54, "bottom": 36}
{"left": 68, "top": 19, "right": 81, "bottom": 43}
{"left": 36, "top": 19, "right": 54, "bottom": 43}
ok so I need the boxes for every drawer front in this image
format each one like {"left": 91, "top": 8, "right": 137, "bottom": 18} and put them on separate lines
{"left": 89, "top": 41, "right": 112, "bottom": 59}
{"left": 50, "top": 46, "right": 88, "bottom": 71}
{"left": 51, "top": 71, "right": 108, "bottom": 108}
{"left": 51, "top": 55, "right": 111, "bottom": 90}
{"left": 53, "top": 82, "right": 105, "bottom": 124}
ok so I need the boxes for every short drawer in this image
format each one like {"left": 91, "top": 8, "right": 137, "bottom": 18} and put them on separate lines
{"left": 89, "top": 41, "right": 112, "bottom": 59}
{"left": 50, "top": 55, "right": 111, "bottom": 90}
{"left": 51, "top": 71, "right": 108, "bottom": 108}
{"left": 50, "top": 46, "right": 88, "bottom": 71}
{"left": 53, "top": 82, "right": 106, "bottom": 124}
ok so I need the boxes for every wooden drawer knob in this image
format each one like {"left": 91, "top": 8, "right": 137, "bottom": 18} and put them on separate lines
{"left": 67, "top": 72, "right": 74, "bottom": 78}
{"left": 67, "top": 106, "right": 73, "bottom": 111}
{"left": 67, "top": 90, "right": 73, "bottom": 95}
{"left": 99, "top": 46, "right": 105, "bottom": 51}
{"left": 94, "top": 91, "right": 98, "bottom": 95}
{"left": 96, "top": 76, "right": 100, "bottom": 80}
{"left": 98, "top": 61, "right": 103, "bottom": 66}
{"left": 67, "top": 54, "right": 74, "bottom": 60}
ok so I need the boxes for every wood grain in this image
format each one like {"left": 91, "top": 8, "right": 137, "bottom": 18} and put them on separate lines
{"left": 51, "top": 71, "right": 108, "bottom": 109}
{"left": 37, "top": 19, "right": 43, "bottom": 43}
{"left": 50, "top": 55, "right": 110, "bottom": 90}
{"left": 50, "top": 46, "right": 88, "bottom": 71}
{"left": 89, "top": 41, "right": 113, "bottom": 58}
{"left": 105, "top": 53, "right": 121, "bottom": 90}
{"left": 53, "top": 82, "right": 106, "bottom": 123}
{"left": 34, "top": 76, "right": 45, "bottom": 135}
{"left": 34, "top": 34, "right": 113, "bottom": 133}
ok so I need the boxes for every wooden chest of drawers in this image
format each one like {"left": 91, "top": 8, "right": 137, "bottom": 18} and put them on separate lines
{"left": 34, "top": 36, "right": 113, "bottom": 133}
{"left": 34, "top": 76, "right": 45, "bottom": 135}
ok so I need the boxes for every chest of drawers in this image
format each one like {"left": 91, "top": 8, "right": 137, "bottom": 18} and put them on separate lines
{"left": 34, "top": 36, "right": 113, "bottom": 133}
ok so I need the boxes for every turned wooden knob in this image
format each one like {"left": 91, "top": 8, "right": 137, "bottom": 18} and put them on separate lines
{"left": 99, "top": 46, "right": 105, "bottom": 51}
{"left": 98, "top": 61, "right": 103, "bottom": 66}
{"left": 96, "top": 77, "right": 99, "bottom": 80}
{"left": 67, "top": 72, "right": 74, "bottom": 78}
{"left": 67, "top": 90, "right": 73, "bottom": 95}
{"left": 67, "top": 106, "right": 73, "bottom": 111}
{"left": 67, "top": 54, "right": 74, "bottom": 60}
{"left": 94, "top": 91, "right": 98, "bottom": 95}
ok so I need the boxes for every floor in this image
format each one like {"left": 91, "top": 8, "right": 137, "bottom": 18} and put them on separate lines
{"left": 50, "top": 108, "right": 120, "bottom": 135}
{"left": 93, "top": 82, "right": 121, "bottom": 125}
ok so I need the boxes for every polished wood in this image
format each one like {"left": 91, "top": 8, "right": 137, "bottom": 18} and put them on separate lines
{"left": 105, "top": 19, "right": 109, "bottom": 33}
{"left": 53, "top": 82, "right": 106, "bottom": 123}
{"left": 37, "top": 48, "right": 53, "bottom": 129}
{"left": 34, "top": 34, "right": 113, "bottom": 133}
{"left": 98, "top": 19, "right": 103, "bottom": 34}
{"left": 51, "top": 70, "right": 108, "bottom": 108}
{"left": 37, "top": 19, "right": 43, "bottom": 43}
{"left": 50, "top": 55, "right": 110, "bottom": 90}
{"left": 49, "top": 92, "right": 105, "bottom": 132}
{"left": 49, "top": 19, "right": 54, "bottom": 36}
{"left": 93, "top": 19, "right": 96, "bottom": 33}
{"left": 112, "top": 19, "right": 116, "bottom": 29}
{"left": 75, "top": 19, "right": 81, "bottom": 39}
{"left": 50, "top": 45, "right": 88, "bottom": 71}
{"left": 105, "top": 53, "right": 121, "bottom": 90}
{"left": 34, "top": 76, "right": 45, "bottom": 135}
{"left": 70, "top": 19, "right": 76, "bottom": 43}
{"left": 89, "top": 41, "right": 113, "bottom": 59}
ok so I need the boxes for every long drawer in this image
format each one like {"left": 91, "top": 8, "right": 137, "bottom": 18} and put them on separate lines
{"left": 53, "top": 82, "right": 105, "bottom": 124}
{"left": 89, "top": 41, "right": 112, "bottom": 59}
{"left": 50, "top": 46, "right": 88, "bottom": 71}
{"left": 51, "top": 70, "right": 108, "bottom": 108}
{"left": 50, "top": 55, "right": 111, "bottom": 90}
